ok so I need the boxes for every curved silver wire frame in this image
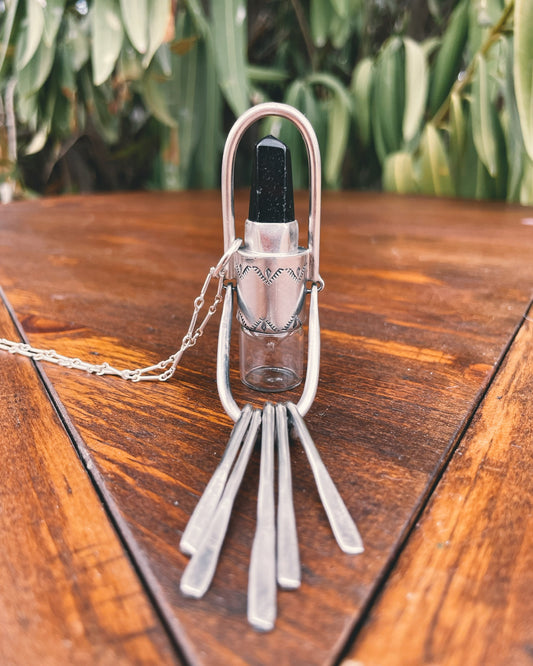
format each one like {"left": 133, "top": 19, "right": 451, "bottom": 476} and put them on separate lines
{"left": 217, "top": 283, "right": 321, "bottom": 422}
{"left": 220, "top": 102, "right": 322, "bottom": 284}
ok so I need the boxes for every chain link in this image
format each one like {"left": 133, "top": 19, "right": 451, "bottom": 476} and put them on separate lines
{"left": 0, "top": 238, "right": 242, "bottom": 382}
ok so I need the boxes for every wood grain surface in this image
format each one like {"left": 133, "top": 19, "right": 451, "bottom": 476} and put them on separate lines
{"left": 0, "top": 191, "right": 532, "bottom": 665}
{"left": 344, "top": 313, "right": 533, "bottom": 666}
{"left": 0, "top": 300, "right": 179, "bottom": 665}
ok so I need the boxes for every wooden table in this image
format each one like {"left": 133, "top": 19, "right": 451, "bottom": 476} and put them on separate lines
{"left": 0, "top": 191, "right": 532, "bottom": 666}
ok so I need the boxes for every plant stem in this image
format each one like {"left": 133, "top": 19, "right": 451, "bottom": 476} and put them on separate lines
{"left": 432, "top": 0, "right": 515, "bottom": 128}
{"left": 289, "top": 0, "right": 316, "bottom": 69}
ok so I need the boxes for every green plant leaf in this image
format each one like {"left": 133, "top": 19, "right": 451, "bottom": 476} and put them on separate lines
{"left": 79, "top": 68, "right": 116, "bottom": 143}
{"left": 492, "top": 107, "right": 508, "bottom": 199}
{"left": 57, "top": 41, "right": 76, "bottom": 102}
{"left": 42, "top": 0, "right": 66, "bottom": 48}
{"left": 193, "top": 40, "right": 222, "bottom": 188}
{"left": 0, "top": 0, "right": 20, "bottom": 73}
{"left": 117, "top": 44, "right": 145, "bottom": 82}
{"left": 15, "top": 88, "right": 38, "bottom": 127}
{"left": 64, "top": 13, "right": 90, "bottom": 72}
{"left": 17, "top": 38, "right": 54, "bottom": 98}
{"left": 142, "top": 73, "right": 177, "bottom": 128}
{"left": 383, "top": 151, "right": 417, "bottom": 194}
{"left": 514, "top": 0, "right": 533, "bottom": 161}
{"left": 471, "top": 0, "right": 504, "bottom": 31}
{"left": 449, "top": 90, "right": 466, "bottom": 191}
{"left": 350, "top": 57, "right": 373, "bottom": 147}
{"left": 331, "top": 0, "right": 349, "bottom": 19}
{"left": 211, "top": 0, "right": 249, "bottom": 117}
{"left": 156, "top": 42, "right": 172, "bottom": 77}
{"left": 118, "top": 45, "right": 143, "bottom": 81}
{"left": 246, "top": 65, "right": 289, "bottom": 84}
{"left": 310, "top": 0, "right": 333, "bottom": 48}
{"left": 177, "top": 0, "right": 222, "bottom": 188}
{"left": 155, "top": 126, "right": 180, "bottom": 190}
{"left": 91, "top": 0, "right": 124, "bottom": 86}
{"left": 449, "top": 91, "right": 466, "bottom": 158}
{"left": 142, "top": 0, "right": 171, "bottom": 68}
{"left": 475, "top": 159, "right": 494, "bottom": 199}
{"left": 467, "top": 0, "right": 485, "bottom": 56}
{"left": 372, "top": 111, "right": 388, "bottom": 164}
{"left": 520, "top": 154, "right": 533, "bottom": 205}
{"left": 22, "top": 76, "right": 55, "bottom": 152}
{"left": 449, "top": 98, "right": 480, "bottom": 199}
{"left": 24, "top": 125, "right": 48, "bottom": 155}
{"left": 472, "top": 92, "right": 508, "bottom": 200}
{"left": 153, "top": 8, "right": 222, "bottom": 189}
{"left": 458, "top": 122, "right": 481, "bottom": 199}
{"left": 418, "top": 123, "right": 454, "bottom": 196}
{"left": 402, "top": 37, "right": 428, "bottom": 143}
{"left": 309, "top": 72, "right": 351, "bottom": 188}
{"left": 163, "top": 15, "right": 200, "bottom": 182}
{"left": 372, "top": 37, "right": 404, "bottom": 159}
{"left": 500, "top": 108, "right": 523, "bottom": 203}
{"left": 428, "top": 0, "right": 468, "bottom": 115}
{"left": 183, "top": 0, "right": 210, "bottom": 37}
{"left": 471, "top": 54, "right": 498, "bottom": 177}
{"left": 16, "top": 0, "right": 45, "bottom": 71}
{"left": 325, "top": 90, "right": 350, "bottom": 187}
{"left": 330, "top": 13, "right": 351, "bottom": 49}
{"left": 501, "top": 36, "right": 524, "bottom": 202}
{"left": 119, "top": 0, "right": 148, "bottom": 54}
{"left": 472, "top": 92, "right": 508, "bottom": 201}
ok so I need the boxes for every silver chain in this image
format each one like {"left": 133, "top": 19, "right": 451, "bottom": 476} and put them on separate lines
{"left": 0, "top": 238, "right": 242, "bottom": 382}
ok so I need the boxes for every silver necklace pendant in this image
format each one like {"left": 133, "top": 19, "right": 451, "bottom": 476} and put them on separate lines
{"left": 179, "top": 103, "right": 363, "bottom": 631}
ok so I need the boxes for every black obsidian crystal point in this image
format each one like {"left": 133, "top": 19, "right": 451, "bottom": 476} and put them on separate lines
{"left": 248, "top": 135, "right": 295, "bottom": 223}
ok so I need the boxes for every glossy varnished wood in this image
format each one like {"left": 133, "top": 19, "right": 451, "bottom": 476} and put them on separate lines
{"left": 345, "top": 314, "right": 533, "bottom": 666}
{"left": 0, "top": 192, "right": 532, "bottom": 664}
{"left": 0, "top": 300, "right": 179, "bottom": 665}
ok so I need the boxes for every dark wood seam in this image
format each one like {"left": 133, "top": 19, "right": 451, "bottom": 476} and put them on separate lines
{"left": 0, "top": 285, "right": 192, "bottom": 666}
{"left": 334, "top": 297, "right": 533, "bottom": 665}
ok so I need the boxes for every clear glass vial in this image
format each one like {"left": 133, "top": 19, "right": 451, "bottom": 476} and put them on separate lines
{"left": 240, "top": 325, "right": 304, "bottom": 392}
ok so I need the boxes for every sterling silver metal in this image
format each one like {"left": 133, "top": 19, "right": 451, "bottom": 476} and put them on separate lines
{"left": 286, "top": 402, "right": 364, "bottom": 555}
{"left": 221, "top": 102, "right": 321, "bottom": 284}
{"left": 275, "top": 403, "right": 300, "bottom": 589}
{"left": 248, "top": 402, "right": 277, "bottom": 631}
{"left": 179, "top": 404, "right": 253, "bottom": 556}
{"left": 296, "top": 283, "right": 321, "bottom": 417}
{"left": 235, "top": 220, "right": 307, "bottom": 334}
{"left": 180, "top": 409, "right": 262, "bottom": 599}
{"left": 235, "top": 247, "right": 308, "bottom": 334}
{"left": 216, "top": 283, "right": 322, "bottom": 422}
{"left": 216, "top": 284, "right": 241, "bottom": 422}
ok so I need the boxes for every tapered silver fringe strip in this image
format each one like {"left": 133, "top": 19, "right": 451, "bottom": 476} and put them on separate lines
{"left": 179, "top": 404, "right": 254, "bottom": 556}
{"left": 180, "top": 409, "right": 262, "bottom": 599}
{"left": 286, "top": 402, "right": 364, "bottom": 555}
{"left": 275, "top": 403, "right": 300, "bottom": 590}
{"left": 248, "top": 402, "right": 277, "bottom": 631}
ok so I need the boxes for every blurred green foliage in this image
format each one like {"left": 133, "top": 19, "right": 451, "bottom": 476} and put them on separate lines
{"left": 0, "top": 0, "right": 532, "bottom": 204}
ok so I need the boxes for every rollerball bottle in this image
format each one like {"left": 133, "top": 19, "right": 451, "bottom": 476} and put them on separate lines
{"left": 235, "top": 135, "right": 308, "bottom": 392}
